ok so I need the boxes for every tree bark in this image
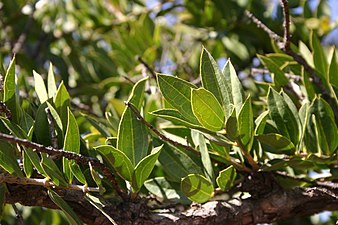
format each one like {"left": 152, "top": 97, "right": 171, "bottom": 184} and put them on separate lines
{"left": 4, "top": 173, "right": 338, "bottom": 225}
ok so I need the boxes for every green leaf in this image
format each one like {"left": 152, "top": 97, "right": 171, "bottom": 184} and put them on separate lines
{"left": 151, "top": 109, "right": 203, "bottom": 128}
{"left": 258, "top": 55, "right": 289, "bottom": 87}
{"left": 83, "top": 114, "right": 111, "bottom": 138}
{"left": 309, "top": 97, "right": 338, "bottom": 155}
{"left": 256, "top": 133, "right": 295, "bottom": 154}
{"left": 299, "top": 41, "right": 314, "bottom": 68}
{"left": 181, "top": 174, "right": 214, "bottom": 203}
{"left": 157, "top": 141, "right": 203, "bottom": 182}
{"left": 69, "top": 162, "right": 87, "bottom": 185}
{"left": 144, "top": 177, "right": 190, "bottom": 204}
{"left": 117, "top": 78, "right": 148, "bottom": 166}
{"left": 329, "top": 50, "right": 338, "bottom": 88}
{"left": 216, "top": 165, "right": 237, "bottom": 191}
{"left": 267, "top": 88, "right": 299, "bottom": 145}
{"left": 95, "top": 145, "right": 133, "bottom": 182}
{"left": 200, "top": 47, "right": 225, "bottom": 107}
{"left": 33, "top": 70, "right": 49, "bottom": 103}
{"left": 238, "top": 95, "right": 254, "bottom": 151}
{"left": 194, "top": 132, "right": 214, "bottom": 183}
{"left": 48, "top": 190, "right": 82, "bottom": 225}
{"left": 54, "top": 81, "right": 70, "bottom": 130}
{"left": 89, "top": 163, "right": 105, "bottom": 193}
{"left": 225, "top": 106, "right": 238, "bottom": 140}
{"left": 41, "top": 154, "right": 68, "bottom": 187}
{"left": 133, "top": 145, "right": 163, "bottom": 191}
{"left": 157, "top": 74, "right": 199, "bottom": 124}
{"left": 34, "top": 103, "right": 51, "bottom": 146}
{"left": 47, "top": 62, "right": 58, "bottom": 98}
{"left": 310, "top": 31, "right": 329, "bottom": 89}
{"left": 191, "top": 88, "right": 225, "bottom": 131}
{"left": 255, "top": 111, "right": 269, "bottom": 135}
{"left": 84, "top": 194, "right": 118, "bottom": 225}
{"left": 0, "top": 140, "right": 23, "bottom": 177}
{"left": 64, "top": 108, "right": 80, "bottom": 153}
{"left": 3, "top": 57, "right": 19, "bottom": 122}
{"left": 222, "top": 60, "right": 245, "bottom": 116}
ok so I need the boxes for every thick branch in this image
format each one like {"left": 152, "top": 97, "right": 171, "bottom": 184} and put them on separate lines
{"left": 5, "top": 177, "right": 338, "bottom": 225}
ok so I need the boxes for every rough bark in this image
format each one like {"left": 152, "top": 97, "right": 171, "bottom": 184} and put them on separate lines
{"left": 4, "top": 173, "right": 338, "bottom": 225}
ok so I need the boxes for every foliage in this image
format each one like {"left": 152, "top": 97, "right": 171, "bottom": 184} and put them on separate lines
{"left": 0, "top": 0, "right": 337, "bottom": 224}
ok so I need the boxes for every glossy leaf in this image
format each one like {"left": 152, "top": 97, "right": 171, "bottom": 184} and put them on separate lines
{"left": 222, "top": 60, "right": 245, "bottom": 116}
{"left": 200, "top": 47, "right": 225, "bottom": 107}
{"left": 64, "top": 108, "right": 80, "bottom": 153}
{"left": 95, "top": 145, "right": 134, "bottom": 182}
{"left": 133, "top": 145, "right": 163, "bottom": 191}
{"left": 157, "top": 141, "right": 203, "bottom": 182}
{"left": 216, "top": 165, "right": 237, "bottom": 191}
{"left": 53, "top": 82, "right": 70, "bottom": 130}
{"left": 191, "top": 88, "right": 225, "bottom": 131}
{"left": 3, "top": 57, "right": 18, "bottom": 122}
{"left": 256, "top": 133, "right": 295, "bottom": 154}
{"left": 33, "top": 70, "right": 48, "bottom": 103}
{"left": 267, "top": 88, "right": 299, "bottom": 145}
{"left": 225, "top": 106, "right": 238, "bottom": 140}
{"left": 255, "top": 111, "right": 269, "bottom": 135}
{"left": 47, "top": 62, "right": 57, "bottom": 98}
{"left": 181, "top": 174, "right": 213, "bottom": 203}
{"left": 157, "top": 74, "right": 199, "bottom": 124}
{"left": 69, "top": 162, "right": 87, "bottom": 185}
{"left": 117, "top": 78, "right": 148, "bottom": 166}
{"left": 48, "top": 190, "right": 82, "bottom": 225}
{"left": 238, "top": 95, "right": 254, "bottom": 151}
{"left": 41, "top": 154, "right": 68, "bottom": 187}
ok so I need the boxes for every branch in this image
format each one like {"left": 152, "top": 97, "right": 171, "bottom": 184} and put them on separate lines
{"left": 5, "top": 174, "right": 338, "bottom": 225}
{"left": 280, "top": 0, "right": 291, "bottom": 50}
{"left": 0, "top": 132, "right": 128, "bottom": 200}
{"left": 0, "top": 173, "right": 100, "bottom": 192}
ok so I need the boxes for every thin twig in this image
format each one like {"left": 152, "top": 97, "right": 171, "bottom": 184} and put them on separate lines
{"left": 137, "top": 56, "right": 157, "bottom": 79}
{"left": 0, "top": 173, "right": 100, "bottom": 192}
{"left": 245, "top": 10, "right": 280, "bottom": 43}
{"left": 280, "top": 0, "right": 291, "bottom": 50}
{"left": 0, "top": 133, "right": 127, "bottom": 200}
{"left": 11, "top": 203, "right": 24, "bottom": 225}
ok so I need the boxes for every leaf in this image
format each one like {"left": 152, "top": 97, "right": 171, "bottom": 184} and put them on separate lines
{"left": 84, "top": 194, "right": 118, "bottom": 225}
{"left": 222, "top": 60, "right": 245, "bottom": 116}
{"left": 0, "top": 140, "right": 23, "bottom": 177}
{"left": 309, "top": 97, "right": 338, "bottom": 155}
{"left": 54, "top": 81, "right": 70, "bottom": 130}
{"left": 299, "top": 41, "right": 314, "bottom": 68}
{"left": 329, "top": 50, "right": 338, "bottom": 87}
{"left": 157, "top": 140, "right": 203, "bottom": 182}
{"left": 157, "top": 74, "right": 199, "bottom": 124}
{"left": 256, "top": 133, "right": 295, "bottom": 154}
{"left": 117, "top": 78, "right": 148, "bottom": 166}
{"left": 64, "top": 108, "right": 80, "bottom": 153}
{"left": 69, "top": 162, "right": 87, "bottom": 185}
{"left": 267, "top": 88, "right": 299, "bottom": 145}
{"left": 181, "top": 174, "right": 214, "bottom": 203}
{"left": 95, "top": 145, "right": 134, "bottom": 182}
{"left": 89, "top": 163, "right": 105, "bottom": 193}
{"left": 216, "top": 166, "right": 237, "bottom": 191}
{"left": 255, "top": 111, "right": 269, "bottom": 135}
{"left": 83, "top": 114, "right": 111, "bottom": 138}
{"left": 191, "top": 88, "right": 225, "bottom": 131}
{"left": 133, "top": 145, "right": 163, "bottom": 191}
{"left": 47, "top": 62, "right": 58, "bottom": 98}
{"left": 258, "top": 55, "right": 289, "bottom": 87}
{"left": 144, "top": 177, "right": 190, "bottom": 204}
{"left": 310, "top": 31, "right": 329, "bottom": 89}
{"left": 48, "top": 190, "right": 82, "bottom": 225}
{"left": 200, "top": 48, "right": 224, "bottom": 107}
{"left": 238, "top": 95, "right": 254, "bottom": 151}
{"left": 225, "top": 106, "right": 238, "bottom": 140}
{"left": 151, "top": 109, "right": 203, "bottom": 128}
{"left": 3, "top": 57, "right": 18, "bottom": 122}
{"left": 41, "top": 154, "right": 68, "bottom": 187}
{"left": 195, "top": 132, "right": 214, "bottom": 184}
{"left": 33, "top": 70, "right": 49, "bottom": 103}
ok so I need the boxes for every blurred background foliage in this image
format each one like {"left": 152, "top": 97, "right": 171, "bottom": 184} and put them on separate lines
{"left": 0, "top": 0, "right": 337, "bottom": 224}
